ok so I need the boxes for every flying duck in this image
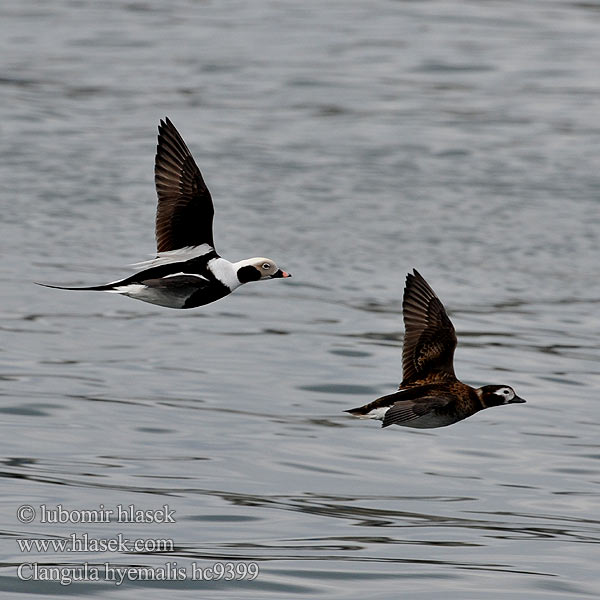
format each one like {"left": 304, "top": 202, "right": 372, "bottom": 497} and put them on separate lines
{"left": 38, "top": 118, "right": 291, "bottom": 309}
{"left": 346, "top": 270, "right": 525, "bottom": 428}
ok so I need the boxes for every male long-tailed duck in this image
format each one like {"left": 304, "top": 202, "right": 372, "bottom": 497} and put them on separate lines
{"left": 38, "top": 118, "right": 291, "bottom": 308}
{"left": 346, "top": 270, "right": 525, "bottom": 429}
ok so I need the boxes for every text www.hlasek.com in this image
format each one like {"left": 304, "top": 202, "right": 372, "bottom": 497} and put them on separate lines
{"left": 17, "top": 534, "right": 172, "bottom": 554}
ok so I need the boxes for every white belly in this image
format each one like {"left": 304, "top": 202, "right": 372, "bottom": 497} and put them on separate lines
{"left": 112, "top": 284, "right": 186, "bottom": 308}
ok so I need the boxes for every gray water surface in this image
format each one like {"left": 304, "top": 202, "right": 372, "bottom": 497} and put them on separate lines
{"left": 1, "top": 1, "right": 600, "bottom": 598}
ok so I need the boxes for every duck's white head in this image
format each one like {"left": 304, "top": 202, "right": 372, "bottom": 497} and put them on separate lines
{"left": 234, "top": 257, "right": 292, "bottom": 284}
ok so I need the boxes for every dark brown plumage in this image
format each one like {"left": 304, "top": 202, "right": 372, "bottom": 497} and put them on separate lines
{"left": 155, "top": 117, "right": 215, "bottom": 252}
{"left": 346, "top": 270, "right": 525, "bottom": 429}
{"left": 401, "top": 269, "right": 457, "bottom": 385}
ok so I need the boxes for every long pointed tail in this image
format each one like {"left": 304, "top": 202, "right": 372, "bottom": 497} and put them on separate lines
{"left": 34, "top": 282, "right": 118, "bottom": 292}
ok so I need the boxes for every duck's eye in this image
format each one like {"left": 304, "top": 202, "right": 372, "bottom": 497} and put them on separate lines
{"left": 503, "top": 389, "right": 510, "bottom": 395}
{"left": 262, "top": 263, "right": 271, "bottom": 270}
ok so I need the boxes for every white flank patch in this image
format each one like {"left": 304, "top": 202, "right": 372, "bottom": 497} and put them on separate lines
{"left": 361, "top": 407, "right": 390, "bottom": 421}
{"left": 131, "top": 244, "right": 214, "bottom": 269}
{"left": 208, "top": 257, "right": 241, "bottom": 290}
{"left": 112, "top": 284, "right": 147, "bottom": 296}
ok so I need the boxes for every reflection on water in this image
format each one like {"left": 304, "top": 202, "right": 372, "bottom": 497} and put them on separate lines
{"left": 2, "top": 0, "right": 600, "bottom": 597}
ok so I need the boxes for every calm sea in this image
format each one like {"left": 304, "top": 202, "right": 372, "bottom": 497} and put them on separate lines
{"left": 1, "top": 1, "right": 599, "bottom": 598}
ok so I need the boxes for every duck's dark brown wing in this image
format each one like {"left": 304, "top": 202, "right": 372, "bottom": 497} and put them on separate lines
{"left": 154, "top": 118, "right": 215, "bottom": 253}
{"left": 382, "top": 394, "right": 454, "bottom": 428}
{"left": 401, "top": 269, "right": 457, "bottom": 385}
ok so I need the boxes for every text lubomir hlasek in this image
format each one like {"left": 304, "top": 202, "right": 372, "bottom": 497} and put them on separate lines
{"left": 37, "top": 504, "right": 175, "bottom": 524}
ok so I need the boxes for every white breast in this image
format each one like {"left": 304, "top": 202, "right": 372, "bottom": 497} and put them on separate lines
{"left": 207, "top": 258, "right": 241, "bottom": 290}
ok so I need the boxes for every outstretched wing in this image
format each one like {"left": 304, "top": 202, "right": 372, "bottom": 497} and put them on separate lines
{"left": 154, "top": 118, "right": 215, "bottom": 253}
{"left": 401, "top": 269, "right": 457, "bottom": 385}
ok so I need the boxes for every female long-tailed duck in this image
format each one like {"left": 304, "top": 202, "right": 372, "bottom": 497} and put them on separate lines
{"left": 346, "top": 270, "right": 525, "bottom": 429}
{"left": 38, "top": 118, "right": 291, "bottom": 309}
